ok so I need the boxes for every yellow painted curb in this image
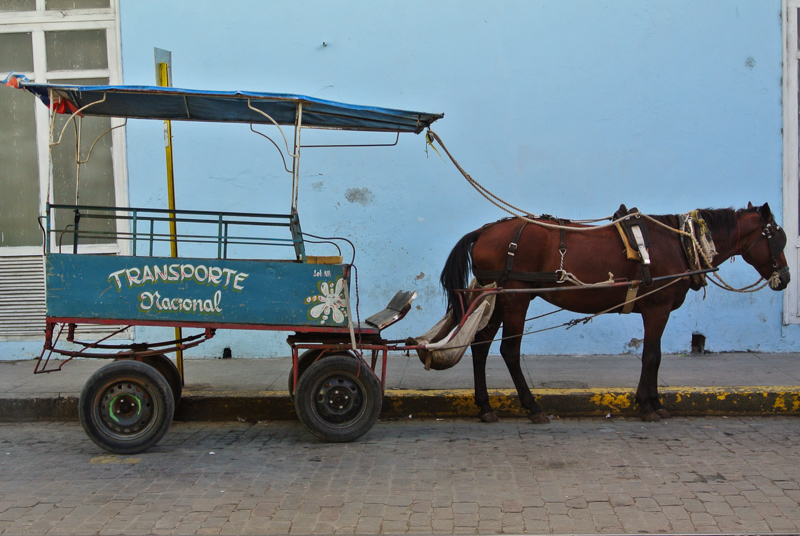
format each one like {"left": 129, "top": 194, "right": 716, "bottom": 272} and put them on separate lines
{"left": 381, "top": 386, "right": 800, "bottom": 418}
{"left": 5, "top": 386, "right": 798, "bottom": 423}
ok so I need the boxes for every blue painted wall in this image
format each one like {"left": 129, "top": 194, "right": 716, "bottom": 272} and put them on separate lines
{"left": 115, "top": 0, "right": 791, "bottom": 357}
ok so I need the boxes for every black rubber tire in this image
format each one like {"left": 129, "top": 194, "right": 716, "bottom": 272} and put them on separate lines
{"left": 137, "top": 354, "right": 182, "bottom": 408}
{"left": 79, "top": 360, "right": 174, "bottom": 455}
{"left": 287, "top": 349, "right": 357, "bottom": 400}
{"left": 294, "top": 355, "right": 382, "bottom": 442}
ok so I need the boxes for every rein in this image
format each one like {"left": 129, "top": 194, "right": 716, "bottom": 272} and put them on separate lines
{"left": 427, "top": 128, "right": 698, "bottom": 241}
{"left": 447, "top": 276, "right": 689, "bottom": 349}
{"left": 426, "top": 128, "right": 785, "bottom": 294}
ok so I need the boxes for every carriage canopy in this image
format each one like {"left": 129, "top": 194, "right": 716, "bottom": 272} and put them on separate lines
{"left": 4, "top": 74, "right": 443, "bottom": 133}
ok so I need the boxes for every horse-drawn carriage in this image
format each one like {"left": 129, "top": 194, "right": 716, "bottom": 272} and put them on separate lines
{"left": 5, "top": 74, "right": 791, "bottom": 454}
{"left": 6, "top": 75, "right": 445, "bottom": 453}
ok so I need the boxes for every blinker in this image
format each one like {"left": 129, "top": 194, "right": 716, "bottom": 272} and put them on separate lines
{"left": 769, "top": 225, "right": 787, "bottom": 253}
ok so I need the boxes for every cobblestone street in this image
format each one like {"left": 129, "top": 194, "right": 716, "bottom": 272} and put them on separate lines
{"left": 1, "top": 416, "right": 799, "bottom": 535}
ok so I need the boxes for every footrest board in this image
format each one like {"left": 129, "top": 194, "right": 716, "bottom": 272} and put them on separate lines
{"left": 364, "top": 290, "right": 417, "bottom": 330}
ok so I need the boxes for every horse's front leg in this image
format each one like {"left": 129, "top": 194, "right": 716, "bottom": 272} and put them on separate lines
{"left": 498, "top": 297, "right": 549, "bottom": 424}
{"left": 636, "top": 307, "right": 670, "bottom": 422}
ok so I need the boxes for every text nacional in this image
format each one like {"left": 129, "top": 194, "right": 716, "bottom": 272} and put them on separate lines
{"left": 107, "top": 263, "right": 249, "bottom": 315}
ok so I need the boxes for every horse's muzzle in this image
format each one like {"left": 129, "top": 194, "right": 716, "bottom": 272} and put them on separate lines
{"left": 769, "top": 267, "right": 790, "bottom": 290}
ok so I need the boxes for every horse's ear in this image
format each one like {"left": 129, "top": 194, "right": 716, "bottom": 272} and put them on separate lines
{"left": 759, "top": 202, "right": 772, "bottom": 219}
{"left": 747, "top": 202, "right": 754, "bottom": 209}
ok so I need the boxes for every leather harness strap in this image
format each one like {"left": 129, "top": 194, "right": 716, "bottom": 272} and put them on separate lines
{"left": 503, "top": 221, "right": 527, "bottom": 283}
{"left": 470, "top": 215, "right": 643, "bottom": 314}
{"left": 473, "top": 220, "right": 562, "bottom": 285}
{"left": 621, "top": 281, "right": 639, "bottom": 314}
{"left": 472, "top": 269, "right": 563, "bottom": 284}
{"left": 558, "top": 219, "right": 567, "bottom": 254}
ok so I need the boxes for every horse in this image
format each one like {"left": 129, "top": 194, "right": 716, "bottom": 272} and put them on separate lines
{"left": 438, "top": 203, "right": 790, "bottom": 423}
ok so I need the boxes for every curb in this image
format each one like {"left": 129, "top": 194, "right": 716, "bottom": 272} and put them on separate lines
{"left": 382, "top": 387, "right": 800, "bottom": 419}
{"left": 1, "top": 387, "right": 799, "bottom": 423}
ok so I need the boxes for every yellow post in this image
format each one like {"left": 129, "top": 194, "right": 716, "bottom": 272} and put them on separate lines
{"left": 156, "top": 56, "right": 184, "bottom": 385}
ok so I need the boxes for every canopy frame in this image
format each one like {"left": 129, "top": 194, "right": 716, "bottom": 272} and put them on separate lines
{"left": 3, "top": 75, "right": 442, "bottom": 240}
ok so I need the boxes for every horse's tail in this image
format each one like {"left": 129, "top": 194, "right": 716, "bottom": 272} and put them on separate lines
{"left": 440, "top": 228, "right": 483, "bottom": 323}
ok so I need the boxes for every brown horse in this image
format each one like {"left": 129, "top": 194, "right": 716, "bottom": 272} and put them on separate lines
{"left": 439, "top": 203, "right": 790, "bottom": 423}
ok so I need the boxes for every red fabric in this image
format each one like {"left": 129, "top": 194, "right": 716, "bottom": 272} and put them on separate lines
{"left": 2, "top": 73, "right": 24, "bottom": 89}
{"left": 51, "top": 97, "right": 81, "bottom": 115}
{"left": 2, "top": 74, "right": 81, "bottom": 115}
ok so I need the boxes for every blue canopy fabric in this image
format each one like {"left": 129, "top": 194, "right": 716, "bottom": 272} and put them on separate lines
{"left": 7, "top": 75, "right": 443, "bottom": 134}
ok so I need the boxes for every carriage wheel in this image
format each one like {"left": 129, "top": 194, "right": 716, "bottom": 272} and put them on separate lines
{"left": 79, "top": 360, "right": 174, "bottom": 454}
{"left": 287, "top": 349, "right": 356, "bottom": 400}
{"left": 294, "top": 355, "right": 382, "bottom": 442}
{"left": 136, "top": 354, "right": 182, "bottom": 408}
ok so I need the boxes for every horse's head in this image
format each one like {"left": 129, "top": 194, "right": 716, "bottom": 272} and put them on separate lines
{"left": 740, "top": 202, "right": 790, "bottom": 291}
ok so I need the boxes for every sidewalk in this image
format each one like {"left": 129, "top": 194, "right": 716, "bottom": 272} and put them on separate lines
{"left": 1, "top": 352, "right": 799, "bottom": 422}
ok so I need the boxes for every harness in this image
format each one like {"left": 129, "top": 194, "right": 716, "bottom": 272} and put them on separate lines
{"left": 469, "top": 207, "right": 789, "bottom": 314}
{"left": 678, "top": 211, "right": 717, "bottom": 291}
{"left": 472, "top": 220, "right": 562, "bottom": 285}
{"left": 471, "top": 213, "right": 644, "bottom": 313}
{"left": 613, "top": 204, "right": 653, "bottom": 287}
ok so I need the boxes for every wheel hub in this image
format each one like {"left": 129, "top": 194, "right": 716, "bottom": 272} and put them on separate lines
{"left": 99, "top": 383, "right": 153, "bottom": 435}
{"left": 315, "top": 376, "right": 363, "bottom": 424}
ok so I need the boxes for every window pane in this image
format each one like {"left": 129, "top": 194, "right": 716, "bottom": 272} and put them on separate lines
{"left": 0, "top": 32, "right": 33, "bottom": 72}
{"left": 46, "top": 0, "right": 110, "bottom": 9}
{"left": 0, "top": 83, "right": 41, "bottom": 247}
{"left": 45, "top": 30, "right": 108, "bottom": 71}
{"left": 52, "top": 77, "right": 116, "bottom": 245}
{"left": 0, "top": 0, "right": 35, "bottom": 12}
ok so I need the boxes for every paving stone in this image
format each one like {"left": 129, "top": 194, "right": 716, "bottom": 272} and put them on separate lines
{"left": 430, "top": 518, "right": 453, "bottom": 532}
{"left": 705, "top": 500, "right": 735, "bottom": 516}
{"left": 690, "top": 511, "right": 715, "bottom": 526}
{"left": 608, "top": 493, "right": 634, "bottom": 506}
{"left": 478, "top": 506, "right": 502, "bottom": 521}
{"left": 0, "top": 418, "right": 798, "bottom": 534}
{"left": 382, "top": 506, "right": 410, "bottom": 522}
{"left": 452, "top": 512, "right": 478, "bottom": 527}
{"left": 408, "top": 511, "right": 432, "bottom": 526}
{"left": 765, "top": 514, "right": 799, "bottom": 531}
{"left": 380, "top": 519, "right": 407, "bottom": 533}
{"left": 452, "top": 502, "right": 478, "bottom": 514}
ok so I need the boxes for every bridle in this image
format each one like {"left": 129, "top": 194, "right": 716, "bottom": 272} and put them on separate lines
{"left": 742, "top": 214, "right": 789, "bottom": 287}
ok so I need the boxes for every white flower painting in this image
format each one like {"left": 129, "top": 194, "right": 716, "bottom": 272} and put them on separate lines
{"left": 306, "top": 278, "right": 347, "bottom": 324}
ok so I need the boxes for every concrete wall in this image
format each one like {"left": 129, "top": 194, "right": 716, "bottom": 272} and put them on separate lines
{"left": 115, "top": 0, "right": 792, "bottom": 357}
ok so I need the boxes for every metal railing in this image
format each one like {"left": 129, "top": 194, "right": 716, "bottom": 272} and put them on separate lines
{"left": 46, "top": 204, "right": 306, "bottom": 260}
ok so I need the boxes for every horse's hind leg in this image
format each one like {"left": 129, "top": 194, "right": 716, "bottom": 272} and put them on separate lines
{"left": 471, "top": 317, "right": 501, "bottom": 423}
{"left": 499, "top": 296, "right": 549, "bottom": 424}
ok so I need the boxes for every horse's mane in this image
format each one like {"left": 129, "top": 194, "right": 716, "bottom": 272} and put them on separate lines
{"left": 647, "top": 207, "right": 743, "bottom": 234}
{"left": 693, "top": 208, "right": 740, "bottom": 234}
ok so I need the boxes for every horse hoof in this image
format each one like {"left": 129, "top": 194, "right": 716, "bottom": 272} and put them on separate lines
{"left": 640, "top": 412, "right": 661, "bottom": 423}
{"left": 529, "top": 412, "right": 550, "bottom": 424}
{"left": 480, "top": 412, "right": 499, "bottom": 423}
{"left": 655, "top": 408, "right": 671, "bottom": 419}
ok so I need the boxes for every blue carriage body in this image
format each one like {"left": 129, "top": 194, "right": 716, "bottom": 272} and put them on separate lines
{"left": 46, "top": 253, "right": 351, "bottom": 331}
